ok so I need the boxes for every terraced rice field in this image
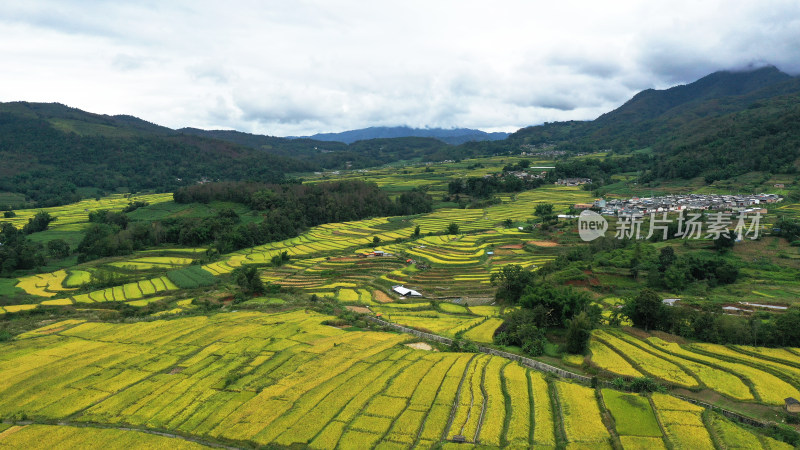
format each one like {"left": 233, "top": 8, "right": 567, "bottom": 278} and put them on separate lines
{"left": 0, "top": 424, "right": 210, "bottom": 448}
{"left": 0, "top": 309, "right": 782, "bottom": 448}
{"left": 8, "top": 187, "right": 567, "bottom": 313}
{"left": 15, "top": 270, "right": 74, "bottom": 297}
{"left": 0, "top": 193, "right": 173, "bottom": 231}
{"left": 588, "top": 330, "right": 800, "bottom": 404}
{"left": 462, "top": 318, "right": 504, "bottom": 343}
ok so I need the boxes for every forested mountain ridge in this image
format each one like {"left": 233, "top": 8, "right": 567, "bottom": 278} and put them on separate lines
{"left": 0, "top": 104, "right": 313, "bottom": 207}
{"left": 3, "top": 66, "right": 800, "bottom": 208}
{"left": 300, "top": 125, "right": 509, "bottom": 145}
{"left": 508, "top": 66, "right": 800, "bottom": 152}
{"left": 177, "top": 128, "right": 452, "bottom": 168}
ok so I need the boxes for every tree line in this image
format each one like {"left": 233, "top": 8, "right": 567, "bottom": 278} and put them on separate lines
{"left": 77, "top": 180, "right": 432, "bottom": 262}
{"left": 624, "top": 288, "right": 800, "bottom": 347}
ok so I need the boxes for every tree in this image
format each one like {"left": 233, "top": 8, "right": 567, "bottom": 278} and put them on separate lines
{"left": 494, "top": 309, "right": 547, "bottom": 356}
{"left": 372, "top": 236, "right": 381, "bottom": 245}
{"left": 534, "top": 203, "right": 554, "bottom": 217}
{"left": 0, "top": 222, "right": 46, "bottom": 274}
{"left": 624, "top": 288, "right": 663, "bottom": 331}
{"left": 503, "top": 218, "right": 513, "bottom": 228}
{"left": 713, "top": 233, "right": 735, "bottom": 252}
{"left": 446, "top": 222, "right": 460, "bottom": 235}
{"left": 271, "top": 250, "right": 290, "bottom": 267}
{"left": 657, "top": 246, "right": 676, "bottom": 271}
{"left": 233, "top": 266, "right": 265, "bottom": 295}
{"left": 518, "top": 283, "right": 592, "bottom": 327}
{"left": 22, "top": 211, "right": 55, "bottom": 234}
{"left": 490, "top": 264, "right": 536, "bottom": 304}
{"left": 565, "top": 311, "right": 593, "bottom": 354}
{"left": 413, "top": 225, "right": 421, "bottom": 237}
{"left": 46, "top": 239, "right": 70, "bottom": 259}
{"left": 663, "top": 263, "right": 689, "bottom": 291}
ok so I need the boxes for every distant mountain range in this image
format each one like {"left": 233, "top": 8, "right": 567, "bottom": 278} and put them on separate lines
{"left": 2, "top": 65, "right": 799, "bottom": 207}
{"left": 294, "top": 126, "right": 509, "bottom": 145}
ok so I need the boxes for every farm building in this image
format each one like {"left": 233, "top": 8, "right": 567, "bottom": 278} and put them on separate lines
{"left": 786, "top": 397, "right": 800, "bottom": 414}
{"left": 392, "top": 285, "right": 423, "bottom": 297}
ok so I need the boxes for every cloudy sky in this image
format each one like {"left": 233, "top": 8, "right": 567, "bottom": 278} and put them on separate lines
{"left": 1, "top": 1, "right": 799, "bottom": 136}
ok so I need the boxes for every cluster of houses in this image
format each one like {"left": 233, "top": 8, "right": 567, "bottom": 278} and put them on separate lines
{"left": 556, "top": 178, "right": 592, "bottom": 186}
{"left": 585, "top": 193, "right": 782, "bottom": 216}
{"left": 502, "top": 170, "right": 549, "bottom": 180}
{"left": 358, "top": 250, "right": 391, "bottom": 258}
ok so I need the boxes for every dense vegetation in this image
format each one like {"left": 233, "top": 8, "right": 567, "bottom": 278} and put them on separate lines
{"left": 0, "top": 103, "right": 309, "bottom": 208}
{"left": 76, "top": 180, "right": 432, "bottom": 262}
{"left": 625, "top": 288, "right": 800, "bottom": 347}
{"left": 491, "top": 265, "right": 599, "bottom": 355}
{"left": 0, "top": 223, "right": 46, "bottom": 274}
{"left": 447, "top": 175, "right": 547, "bottom": 199}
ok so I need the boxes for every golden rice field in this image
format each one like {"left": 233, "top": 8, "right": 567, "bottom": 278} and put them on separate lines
{"left": 0, "top": 424, "right": 210, "bottom": 448}
{"left": 8, "top": 186, "right": 567, "bottom": 311}
{"left": 0, "top": 309, "right": 777, "bottom": 448}
{"left": 2, "top": 193, "right": 172, "bottom": 230}
{"left": 588, "top": 330, "right": 800, "bottom": 405}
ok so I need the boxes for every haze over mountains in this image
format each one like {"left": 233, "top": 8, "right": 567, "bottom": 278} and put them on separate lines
{"left": 1, "top": 65, "right": 799, "bottom": 208}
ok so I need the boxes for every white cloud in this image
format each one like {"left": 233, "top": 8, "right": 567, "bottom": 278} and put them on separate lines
{"left": 1, "top": 0, "right": 798, "bottom": 136}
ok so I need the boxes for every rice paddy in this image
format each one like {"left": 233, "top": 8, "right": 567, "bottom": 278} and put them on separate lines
{"left": 1, "top": 170, "right": 798, "bottom": 448}
{"left": 588, "top": 330, "right": 800, "bottom": 405}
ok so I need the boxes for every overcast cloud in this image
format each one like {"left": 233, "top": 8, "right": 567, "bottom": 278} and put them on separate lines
{"left": 1, "top": 0, "right": 799, "bottom": 136}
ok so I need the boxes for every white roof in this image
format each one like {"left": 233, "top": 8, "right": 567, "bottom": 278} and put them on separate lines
{"left": 392, "top": 285, "right": 422, "bottom": 297}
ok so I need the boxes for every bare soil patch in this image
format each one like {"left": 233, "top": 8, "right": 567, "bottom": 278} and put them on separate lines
{"left": 499, "top": 243, "right": 524, "bottom": 249}
{"left": 346, "top": 305, "right": 371, "bottom": 314}
{"left": 405, "top": 342, "right": 435, "bottom": 351}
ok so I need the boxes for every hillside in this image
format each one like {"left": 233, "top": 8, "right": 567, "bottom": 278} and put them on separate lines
{"left": 178, "top": 128, "right": 453, "bottom": 168}
{"left": 510, "top": 66, "right": 800, "bottom": 152}
{"left": 0, "top": 102, "right": 313, "bottom": 208}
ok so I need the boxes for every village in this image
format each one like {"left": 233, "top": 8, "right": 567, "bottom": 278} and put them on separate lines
{"left": 589, "top": 193, "right": 783, "bottom": 216}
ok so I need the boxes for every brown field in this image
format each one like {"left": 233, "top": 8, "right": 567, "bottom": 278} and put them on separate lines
{"left": 528, "top": 240, "right": 559, "bottom": 247}
{"left": 373, "top": 290, "right": 394, "bottom": 303}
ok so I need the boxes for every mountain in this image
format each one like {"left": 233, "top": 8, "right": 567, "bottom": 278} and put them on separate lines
{"left": 0, "top": 103, "right": 459, "bottom": 208}
{"left": 504, "top": 66, "right": 800, "bottom": 184}
{"left": 300, "top": 126, "right": 509, "bottom": 145}
{"left": 508, "top": 65, "right": 800, "bottom": 151}
{"left": 0, "top": 102, "right": 314, "bottom": 208}
{"left": 595, "top": 65, "right": 792, "bottom": 125}
{"left": 3, "top": 66, "right": 799, "bottom": 209}
{"left": 178, "top": 128, "right": 453, "bottom": 168}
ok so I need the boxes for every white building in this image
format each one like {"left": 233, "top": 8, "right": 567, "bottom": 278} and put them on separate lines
{"left": 392, "top": 285, "right": 423, "bottom": 297}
